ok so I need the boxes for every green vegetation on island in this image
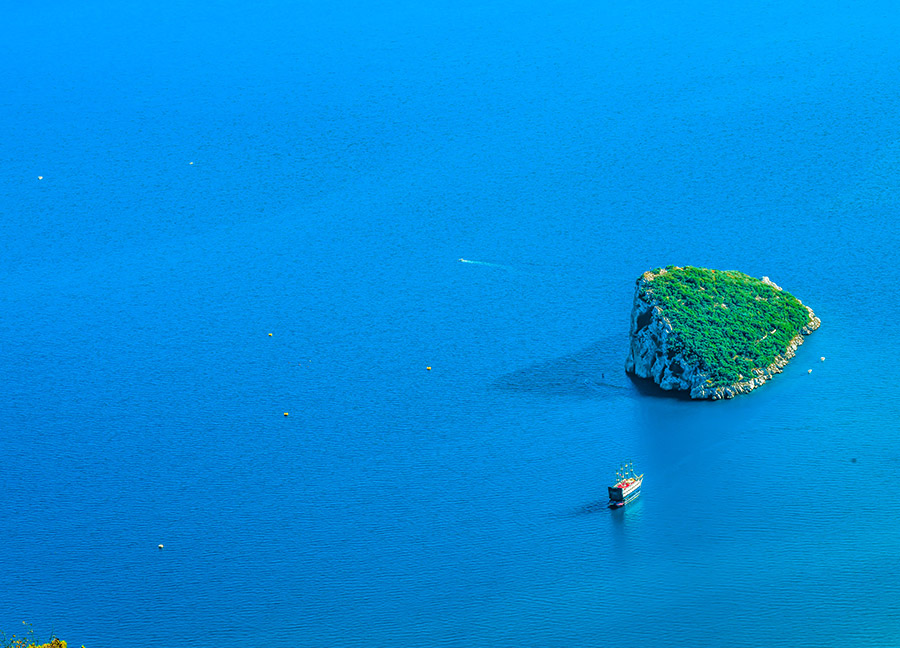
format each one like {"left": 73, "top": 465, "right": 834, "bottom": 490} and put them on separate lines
{"left": 642, "top": 266, "right": 811, "bottom": 387}
{"left": 2, "top": 623, "right": 72, "bottom": 648}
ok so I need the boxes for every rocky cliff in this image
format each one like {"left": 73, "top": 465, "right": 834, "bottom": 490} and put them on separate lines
{"left": 624, "top": 267, "right": 820, "bottom": 399}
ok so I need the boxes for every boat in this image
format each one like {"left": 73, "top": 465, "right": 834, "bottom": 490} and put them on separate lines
{"left": 608, "top": 462, "right": 643, "bottom": 508}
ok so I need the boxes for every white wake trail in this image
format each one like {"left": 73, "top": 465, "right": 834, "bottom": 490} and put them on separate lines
{"left": 458, "top": 258, "right": 514, "bottom": 270}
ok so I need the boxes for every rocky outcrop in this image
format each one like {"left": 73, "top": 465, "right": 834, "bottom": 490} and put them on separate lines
{"left": 624, "top": 269, "right": 820, "bottom": 400}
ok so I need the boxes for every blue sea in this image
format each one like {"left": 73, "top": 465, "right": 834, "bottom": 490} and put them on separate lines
{"left": 3, "top": 1, "right": 900, "bottom": 646}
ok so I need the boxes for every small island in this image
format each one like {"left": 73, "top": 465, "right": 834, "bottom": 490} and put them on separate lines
{"left": 625, "top": 266, "right": 820, "bottom": 399}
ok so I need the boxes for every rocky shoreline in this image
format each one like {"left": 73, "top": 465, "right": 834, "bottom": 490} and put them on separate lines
{"left": 625, "top": 270, "right": 821, "bottom": 400}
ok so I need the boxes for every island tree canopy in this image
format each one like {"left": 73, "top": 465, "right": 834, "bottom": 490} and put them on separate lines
{"left": 642, "top": 266, "right": 811, "bottom": 386}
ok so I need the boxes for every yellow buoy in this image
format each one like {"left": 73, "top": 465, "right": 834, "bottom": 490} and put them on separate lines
{"left": 158, "top": 544, "right": 164, "bottom": 549}
{"left": 284, "top": 412, "right": 289, "bottom": 416}
{"left": 426, "top": 366, "right": 431, "bottom": 370}
{"left": 38, "top": 176, "right": 43, "bottom": 180}
{"left": 268, "top": 333, "right": 273, "bottom": 336}
{"left": 189, "top": 162, "right": 194, "bottom": 165}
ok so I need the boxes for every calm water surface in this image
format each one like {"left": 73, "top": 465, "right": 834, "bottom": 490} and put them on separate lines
{"left": 3, "top": 0, "right": 900, "bottom": 646}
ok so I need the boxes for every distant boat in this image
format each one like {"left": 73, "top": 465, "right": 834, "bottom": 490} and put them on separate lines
{"left": 608, "top": 462, "right": 643, "bottom": 508}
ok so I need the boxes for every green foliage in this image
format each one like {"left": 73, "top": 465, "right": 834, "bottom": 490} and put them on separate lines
{"left": 642, "top": 266, "right": 810, "bottom": 387}
{"left": 2, "top": 623, "right": 72, "bottom": 648}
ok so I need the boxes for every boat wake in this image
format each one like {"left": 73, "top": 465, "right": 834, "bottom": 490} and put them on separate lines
{"left": 458, "top": 258, "right": 513, "bottom": 270}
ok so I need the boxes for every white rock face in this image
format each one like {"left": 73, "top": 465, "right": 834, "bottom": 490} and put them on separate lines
{"left": 624, "top": 269, "right": 821, "bottom": 399}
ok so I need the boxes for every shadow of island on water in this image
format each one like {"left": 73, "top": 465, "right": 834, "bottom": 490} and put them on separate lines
{"left": 493, "top": 338, "right": 633, "bottom": 400}
{"left": 494, "top": 337, "right": 703, "bottom": 402}
{"left": 626, "top": 372, "right": 695, "bottom": 401}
